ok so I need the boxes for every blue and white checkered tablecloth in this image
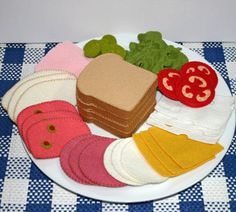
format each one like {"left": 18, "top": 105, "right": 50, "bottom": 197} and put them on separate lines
{"left": 0, "top": 42, "right": 236, "bottom": 212}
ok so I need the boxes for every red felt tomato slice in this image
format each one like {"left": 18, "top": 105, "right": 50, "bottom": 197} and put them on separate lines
{"left": 175, "top": 72, "right": 215, "bottom": 108}
{"left": 181, "top": 61, "right": 218, "bottom": 88}
{"left": 158, "top": 69, "right": 181, "bottom": 100}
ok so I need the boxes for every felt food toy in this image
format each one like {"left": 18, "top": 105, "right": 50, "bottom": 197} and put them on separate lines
{"left": 133, "top": 127, "right": 224, "bottom": 177}
{"left": 35, "top": 41, "right": 91, "bottom": 77}
{"left": 157, "top": 69, "right": 181, "bottom": 100}
{"left": 125, "top": 31, "right": 188, "bottom": 74}
{"left": 76, "top": 53, "right": 157, "bottom": 137}
{"left": 181, "top": 61, "right": 218, "bottom": 88}
{"left": 83, "top": 34, "right": 126, "bottom": 58}
{"left": 175, "top": 72, "right": 215, "bottom": 107}
{"left": 157, "top": 61, "right": 218, "bottom": 108}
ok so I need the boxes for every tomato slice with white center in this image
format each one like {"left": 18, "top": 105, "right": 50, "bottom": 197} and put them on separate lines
{"left": 158, "top": 69, "right": 181, "bottom": 100}
{"left": 181, "top": 61, "right": 218, "bottom": 88}
{"left": 175, "top": 72, "right": 215, "bottom": 108}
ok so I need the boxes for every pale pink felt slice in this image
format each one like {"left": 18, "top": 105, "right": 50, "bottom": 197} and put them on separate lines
{"left": 20, "top": 110, "right": 81, "bottom": 153}
{"left": 17, "top": 100, "right": 78, "bottom": 128}
{"left": 26, "top": 117, "right": 91, "bottom": 159}
{"left": 35, "top": 41, "right": 91, "bottom": 76}
{"left": 68, "top": 134, "right": 106, "bottom": 185}
{"left": 79, "top": 139, "right": 126, "bottom": 187}
{"left": 60, "top": 134, "right": 93, "bottom": 184}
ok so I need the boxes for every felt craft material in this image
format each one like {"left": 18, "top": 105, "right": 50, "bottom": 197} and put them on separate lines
{"left": 7, "top": 72, "right": 76, "bottom": 122}
{"left": 120, "top": 138, "right": 168, "bottom": 184}
{"left": 76, "top": 53, "right": 157, "bottom": 137}
{"left": 60, "top": 134, "right": 94, "bottom": 184}
{"left": 107, "top": 139, "right": 142, "bottom": 185}
{"left": 17, "top": 100, "right": 78, "bottom": 128}
{"left": 147, "top": 118, "right": 220, "bottom": 144}
{"left": 25, "top": 117, "right": 90, "bottom": 158}
{"left": 79, "top": 138, "right": 125, "bottom": 187}
{"left": 149, "top": 127, "right": 223, "bottom": 169}
{"left": 103, "top": 139, "right": 141, "bottom": 185}
{"left": 13, "top": 77, "right": 77, "bottom": 121}
{"left": 35, "top": 41, "right": 91, "bottom": 76}
{"left": 20, "top": 110, "right": 80, "bottom": 152}
{"left": 133, "top": 133, "right": 173, "bottom": 177}
{"left": 2, "top": 70, "right": 69, "bottom": 110}
{"left": 78, "top": 96, "right": 155, "bottom": 138}
{"left": 68, "top": 135, "right": 108, "bottom": 185}
{"left": 155, "top": 95, "right": 234, "bottom": 130}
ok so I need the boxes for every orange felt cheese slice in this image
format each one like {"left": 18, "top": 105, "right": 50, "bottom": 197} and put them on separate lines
{"left": 148, "top": 127, "right": 224, "bottom": 169}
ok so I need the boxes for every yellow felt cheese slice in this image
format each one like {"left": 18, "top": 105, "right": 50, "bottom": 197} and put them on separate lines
{"left": 133, "top": 134, "right": 172, "bottom": 177}
{"left": 149, "top": 127, "right": 224, "bottom": 169}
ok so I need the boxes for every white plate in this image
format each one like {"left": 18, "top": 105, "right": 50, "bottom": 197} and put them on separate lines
{"left": 27, "top": 34, "right": 235, "bottom": 203}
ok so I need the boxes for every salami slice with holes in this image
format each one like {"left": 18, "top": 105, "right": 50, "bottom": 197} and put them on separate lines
{"left": 181, "top": 61, "right": 218, "bottom": 88}
{"left": 158, "top": 69, "right": 181, "bottom": 100}
{"left": 175, "top": 73, "right": 215, "bottom": 108}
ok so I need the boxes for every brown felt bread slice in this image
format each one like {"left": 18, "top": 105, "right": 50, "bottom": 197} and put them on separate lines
{"left": 80, "top": 99, "right": 156, "bottom": 137}
{"left": 76, "top": 53, "right": 157, "bottom": 118}
{"left": 78, "top": 92, "right": 156, "bottom": 130}
{"left": 77, "top": 88, "right": 156, "bottom": 124}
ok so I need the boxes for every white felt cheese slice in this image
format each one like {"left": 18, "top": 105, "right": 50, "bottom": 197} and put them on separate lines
{"left": 103, "top": 139, "right": 141, "bottom": 186}
{"left": 2, "top": 70, "right": 72, "bottom": 110}
{"left": 13, "top": 77, "right": 76, "bottom": 121}
{"left": 121, "top": 138, "right": 168, "bottom": 184}
{"left": 155, "top": 95, "right": 234, "bottom": 130}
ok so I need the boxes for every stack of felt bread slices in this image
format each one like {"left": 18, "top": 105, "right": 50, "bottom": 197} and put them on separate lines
{"left": 76, "top": 53, "right": 157, "bottom": 137}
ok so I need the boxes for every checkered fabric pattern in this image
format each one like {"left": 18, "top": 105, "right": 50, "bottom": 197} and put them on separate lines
{"left": 0, "top": 42, "right": 236, "bottom": 212}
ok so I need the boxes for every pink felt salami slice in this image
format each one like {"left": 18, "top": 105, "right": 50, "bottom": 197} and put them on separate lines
{"left": 20, "top": 110, "right": 80, "bottom": 152}
{"left": 68, "top": 134, "right": 106, "bottom": 184}
{"left": 60, "top": 134, "right": 93, "bottom": 183}
{"left": 17, "top": 100, "right": 78, "bottom": 128}
{"left": 79, "top": 139, "right": 126, "bottom": 187}
{"left": 26, "top": 117, "right": 90, "bottom": 158}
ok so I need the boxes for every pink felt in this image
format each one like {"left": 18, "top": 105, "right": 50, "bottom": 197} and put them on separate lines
{"left": 17, "top": 100, "right": 78, "bottom": 128}
{"left": 26, "top": 117, "right": 91, "bottom": 158}
{"left": 79, "top": 139, "right": 126, "bottom": 187}
{"left": 20, "top": 111, "right": 80, "bottom": 152}
{"left": 35, "top": 41, "right": 91, "bottom": 76}
{"left": 60, "top": 134, "right": 93, "bottom": 183}
{"left": 68, "top": 134, "right": 105, "bottom": 184}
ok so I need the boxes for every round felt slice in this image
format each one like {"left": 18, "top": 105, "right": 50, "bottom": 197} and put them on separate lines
{"left": 79, "top": 138, "right": 126, "bottom": 187}
{"left": 121, "top": 138, "right": 168, "bottom": 184}
{"left": 157, "top": 68, "right": 181, "bottom": 100}
{"left": 8, "top": 72, "right": 76, "bottom": 122}
{"left": 25, "top": 117, "right": 90, "bottom": 159}
{"left": 17, "top": 100, "right": 78, "bottom": 128}
{"left": 2, "top": 70, "right": 69, "bottom": 110}
{"left": 68, "top": 134, "right": 107, "bottom": 185}
{"left": 60, "top": 134, "right": 93, "bottom": 184}
{"left": 13, "top": 76, "right": 77, "bottom": 121}
{"left": 20, "top": 110, "right": 81, "bottom": 153}
{"left": 104, "top": 139, "right": 142, "bottom": 185}
{"left": 104, "top": 140, "right": 134, "bottom": 185}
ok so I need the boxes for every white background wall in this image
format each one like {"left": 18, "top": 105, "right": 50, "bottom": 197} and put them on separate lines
{"left": 0, "top": 0, "right": 235, "bottom": 42}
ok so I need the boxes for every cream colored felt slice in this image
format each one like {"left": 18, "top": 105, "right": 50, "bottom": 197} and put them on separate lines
{"left": 7, "top": 73, "right": 76, "bottom": 122}
{"left": 2, "top": 70, "right": 72, "bottom": 110}
{"left": 103, "top": 139, "right": 141, "bottom": 185}
{"left": 12, "top": 77, "right": 76, "bottom": 122}
{"left": 120, "top": 138, "right": 168, "bottom": 184}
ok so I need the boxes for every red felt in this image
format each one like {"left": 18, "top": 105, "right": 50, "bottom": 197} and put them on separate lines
{"left": 20, "top": 111, "right": 80, "bottom": 152}
{"left": 26, "top": 117, "right": 91, "bottom": 158}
